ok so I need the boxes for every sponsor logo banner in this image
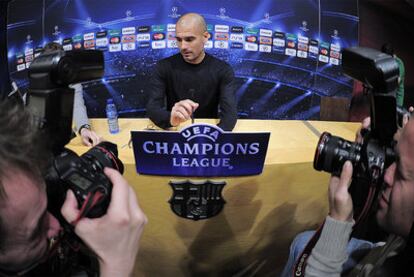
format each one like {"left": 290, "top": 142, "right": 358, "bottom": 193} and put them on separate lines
{"left": 245, "top": 42, "right": 258, "bottom": 51}
{"left": 96, "top": 37, "right": 108, "bottom": 48}
{"left": 73, "top": 42, "right": 82, "bottom": 50}
{"left": 137, "top": 33, "right": 151, "bottom": 41}
{"left": 330, "top": 57, "right": 339, "bottom": 65}
{"left": 215, "top": 24, "right": 229, "bottom": 32}
{"left": 259, "top": 36, "right": 272, "bottom": 45}
{"left": 83, "top": 40, "right": 95, "bottom": 49}
{"left": 285, "top": 48, "right": 297, "bottom": 56}
{"left": 259, "top": 44, "right": 271, "bottom": 52}
{"left": 230, "top": 33, "right": 244, "bottom": 42}
{"left": 109, "top": 44, "right": 121, "bottom": 52}
{"left": 72, "top": 34, "right": 82, "bottom": 42}
{"left": 122, "top": 27, "right": 136, "bottom": 35}
{"left": 214, "top": 32, "right": 229, "bottom": 41}
{"left": 245, "top": 35, "right": 258, "bottom": 43}
{"left": 260, "top": 29, "right": 272, "bottom": 37}
{"left": 204, "top": 40, "right": 213, "bottom": 48}
{"left": 137, "top": 26, "right": 150, "bottom": 33}
{"left": 167, "top": 40, "right": 177, "bottom": 48}
{"left": 152, "top": 40, "right": 166, "bottom": 49}
{"left": 231, "top": 26, "right": 244, "bottom": 33}
{"left": 83, "top": 32, "right": 95, "bottom": 40}
{"left": 96, "top": 31, "right": 107, "bottom": 38}
{"left": 138, "top": 42, "right": 150, "bottom": 48}
{"left": 214, "top": 40, "right": 228, "bottom": 49}
{"left": 246, "top": 28, "right": 259, "bottom": 35}
{"left": 231, "top": 42, "right": 244, "bottom": 49}
{"left": 152, "top": 33, "right": 165, "bottom": 40}
{"left": 151, "top": 25, "right": 166, "bottom": 32}
{"left": 167, "top": 24, "right": 176, "bottom": 32}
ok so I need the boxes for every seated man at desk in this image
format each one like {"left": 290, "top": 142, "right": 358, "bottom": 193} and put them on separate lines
{"left": 146, "top": 13, "right": 238, "bottom": 131}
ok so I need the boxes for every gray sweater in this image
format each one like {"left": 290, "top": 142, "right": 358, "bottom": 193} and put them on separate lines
{"left": 70, "top": 83, "right": 89, "bottom": 132}
{"left": 305, "top": 216, "right": 405, "bottom": 277}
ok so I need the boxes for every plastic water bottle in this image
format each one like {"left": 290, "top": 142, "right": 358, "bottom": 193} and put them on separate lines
{"left": 106, "top": 98, "right": 119, "bottom": 134}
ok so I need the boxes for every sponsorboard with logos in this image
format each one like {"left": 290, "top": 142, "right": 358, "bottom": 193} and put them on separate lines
{"left": 7, "top": 0, "right": 358, "bottom": 120}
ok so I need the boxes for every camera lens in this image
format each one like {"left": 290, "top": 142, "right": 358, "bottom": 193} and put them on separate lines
{"left": 81, "top": 141, "right": 124, "bottom": 174}
{"left": 314, "top": 132, "right": 362, "bottom": 174}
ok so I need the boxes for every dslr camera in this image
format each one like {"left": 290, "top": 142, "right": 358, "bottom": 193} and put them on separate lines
{"left": 27, "top": 49, "right": 124, "bottom": 219}
{"left": 313, "top": 47, "right": 402, "bottom": 186}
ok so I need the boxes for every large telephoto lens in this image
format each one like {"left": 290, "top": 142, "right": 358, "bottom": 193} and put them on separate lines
{"left": 81, "top": 141, "right": 124, "bottom": 174}
{"left": 314, "top": 132, "right": 362, "bottom": 174}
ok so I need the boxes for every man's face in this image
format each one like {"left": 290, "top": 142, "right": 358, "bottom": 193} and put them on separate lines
{"left": 376, "top": 121, "right": 414, "bottom": 237}
{"left": 175, "top": 22, "right": 208, "bottom": 64}
{"left": 0, "top": 170, "right": 61, "bottom": 272}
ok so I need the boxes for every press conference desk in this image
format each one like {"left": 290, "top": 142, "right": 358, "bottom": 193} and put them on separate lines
{"left": 68, "top": 118, "right": 360, "bottom": 276}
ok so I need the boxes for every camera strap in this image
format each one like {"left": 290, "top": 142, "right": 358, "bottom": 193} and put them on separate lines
{"left": 292, "top": 185, "right": 378, "bottom": 277}
{"left": 70, "top": 190, "right": 105, "bottom": 226}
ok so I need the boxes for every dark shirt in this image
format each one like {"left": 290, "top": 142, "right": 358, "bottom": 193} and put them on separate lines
{"left": 146, "top": 53, "right": 238, "bottom": 131}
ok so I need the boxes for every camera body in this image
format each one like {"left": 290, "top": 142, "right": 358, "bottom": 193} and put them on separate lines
{"left": 28, "top": 49, "right": 123, "bottom": 219}
{"left": 46, "top": 141, "right": 124, "bottom": 218}
{"left": 313, "top": 47, "right": 401, "bottom": 185}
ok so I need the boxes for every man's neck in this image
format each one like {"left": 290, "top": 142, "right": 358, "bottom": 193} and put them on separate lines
{"left": 188, "top": 51, "right": 206, "bottom": 65}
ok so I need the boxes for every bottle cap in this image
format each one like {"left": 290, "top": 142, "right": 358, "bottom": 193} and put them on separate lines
{"left": 107, "top": 98, "right": 114, "bottom": 104}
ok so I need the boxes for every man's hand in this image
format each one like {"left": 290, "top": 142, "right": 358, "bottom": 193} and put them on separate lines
{"left": 170, "top": 99, "right": 199, "bottom": 127}
{"left": 355, "top": 117, "right": 371, "bottom": 143}
{"left": 61, "top": 168, "right": 147, "bottom": 277}
{"left": 328, "top": 161, "right": 354, "bottom": 222}
{"left": 80, "top": 128, "right": 101, "bottom": 146}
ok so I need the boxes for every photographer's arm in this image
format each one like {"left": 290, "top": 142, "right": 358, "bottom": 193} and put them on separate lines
{"left": 305, "top": 161, "right": 354, "bottom": 277}
{"left": 61, "top": 168, "right": 147, "bottom": 277}
{"left": 71, "top": 83, "right": 101, "bottom": 146}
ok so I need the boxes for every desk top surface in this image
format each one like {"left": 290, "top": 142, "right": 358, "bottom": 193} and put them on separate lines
{"left": 68, "top": 118, "right": 360, "bottom": 165}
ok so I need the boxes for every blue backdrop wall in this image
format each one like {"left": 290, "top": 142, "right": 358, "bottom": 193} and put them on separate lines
{"left": 7, "top": 0, "right": 359, "bottom": 120}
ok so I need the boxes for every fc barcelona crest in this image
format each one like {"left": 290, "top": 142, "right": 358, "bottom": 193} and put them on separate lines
{"left": 169, "top": 180, "right": 226, "bottom": 220}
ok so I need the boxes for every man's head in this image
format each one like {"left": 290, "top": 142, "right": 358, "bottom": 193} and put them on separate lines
{"left": 43, "top": 41, "right": 63, "bottom": 52}
{"left": 376, "top": 118, "right": 414, "bottom": 238}
{"left": 175, "top": 13, "right": 209, "bottom": 64}
{"left": 0, "top": 100, "right": 61, "bottom": 273}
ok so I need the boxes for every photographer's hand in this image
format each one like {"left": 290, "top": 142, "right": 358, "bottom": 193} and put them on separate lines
{"left": 80, "top": 128, "right": 101, "bottom": 147}
{"left": 61, "top": 168, "right": 147, "bottom": 277}
{"left": 328, "top": 161, "right": 354, "bottom": 222}
{"left": 355, "top": 117, "right": 371, "bottom": 143}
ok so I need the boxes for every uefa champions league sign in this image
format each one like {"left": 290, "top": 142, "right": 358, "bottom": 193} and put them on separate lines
{"left": 131, "top": 124, "right": 270, "bottom": 176}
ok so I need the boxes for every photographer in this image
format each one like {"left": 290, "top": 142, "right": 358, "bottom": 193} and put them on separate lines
{"left": 0, "top": 99, "right": 147, "bottom": 276}
{"left": 281, "top": 115, "right": 414, "bottom": 277}
{"left": 43, "top": 42, "right": 101, "bottom": 147}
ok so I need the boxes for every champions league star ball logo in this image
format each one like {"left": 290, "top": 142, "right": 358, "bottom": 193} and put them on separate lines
{"left": 125, "top": 10, "right": 133, "bottom": 20}
{"left": 52, "top": 25, "right": 61, "bottom": 36}
{"left": 331, "top": 29, "right": 340, "bottom": 39}
{"left": 86, "top": 17, "right": 92, "bottom": 26}
{"left": 169, "top": 6, "right": 180, "bottom": 18}
{"left": 263, "top": 12, "right": 272, "bottom": 23}
{"left": 217, "top": 7, "right": 229, "bottom": 19}
{"left": 300, "top": 20, "right": 309, "bottom": 32}
{"left": 26, "top": 34, "right": 33, "bottom": 44}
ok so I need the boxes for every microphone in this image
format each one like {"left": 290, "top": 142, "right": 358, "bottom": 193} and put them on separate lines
{"left": 188, "top": 88, "right": 195, "bottom": 124}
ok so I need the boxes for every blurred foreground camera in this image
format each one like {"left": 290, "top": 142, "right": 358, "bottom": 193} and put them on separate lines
{"left": 314, "top": 47, "right": 400, "bottom": 184}
{"left": 28, "top": 49, "right": 123, "bottom": 219}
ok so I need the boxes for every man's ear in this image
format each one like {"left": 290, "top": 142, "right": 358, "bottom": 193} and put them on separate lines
{"left": 202, "top": 31, "right": 209, "bottom": 43}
